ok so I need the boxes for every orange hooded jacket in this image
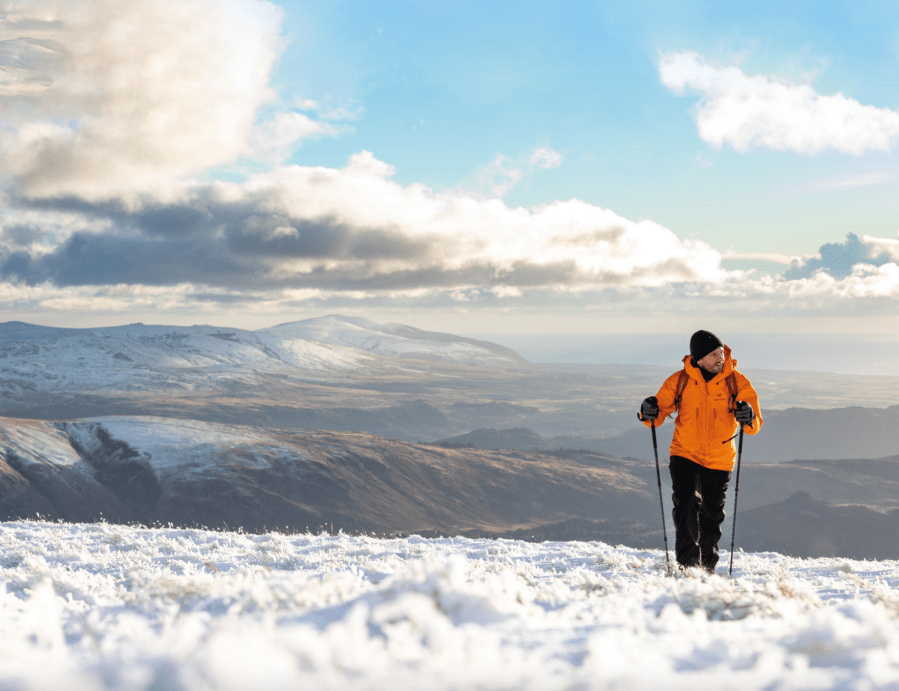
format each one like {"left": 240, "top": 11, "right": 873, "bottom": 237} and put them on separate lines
{"left": 643, "top": 346, "right": 763, "bottom": 471}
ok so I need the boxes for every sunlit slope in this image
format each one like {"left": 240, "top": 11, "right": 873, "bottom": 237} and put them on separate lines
{"left": 4, "top": 414, "right": 899, "bottom": 558}
{"left": 0, "top": 415, "right": 657, "bottom": 540}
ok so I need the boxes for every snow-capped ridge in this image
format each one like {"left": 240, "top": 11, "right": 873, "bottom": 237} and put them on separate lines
{"left": 262, "top": 314, "right": 529, "bottom": 366}
{"left": 0, "top": 315, "right": 527, "bottom": 398}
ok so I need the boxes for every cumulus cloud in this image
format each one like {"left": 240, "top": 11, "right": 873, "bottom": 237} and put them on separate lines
{"left": 0, "top": 0, "right": 285, "bottom": 200}
{"left": 0, "top": 151, "right": 732, "bottom": 293}
{"left": 8, "top": 146, "right": 899, "bottom": 310}
{"left": 775, "top": 262, "right": 899, "bottom": 302}
{"left": 862, "top": 235, "right": 899, "bottom": 263}
{"left": 660, "top": 52, "right": 899, "bottom": 154}
{"left": 783, "top": 233, "right": 894, "bottom": 280}
{"left": 4, "top": 5, "right": 899, "bottom": 323}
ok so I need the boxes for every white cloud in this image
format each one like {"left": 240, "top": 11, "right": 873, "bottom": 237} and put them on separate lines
{"left": 205, "top": 150, "right": 732, "bottom": 288}
{"left": 18, "top": 148, "right": 899, "bottom": 307}
{"left": 3, "top": 6, "right": 899, "bottom": 325}
{"left": 660, "top": 52, "right": 899, "bottom": 155}
{"left": 783, "top": 263, "right": 899, "bottom": 300}
{"left": 863, "top": 234, "right": 899, "bottom": 262}
{"left": 0, "top": 0, "right": 284, "bottom": 201}
{"left": 8, "top": 209, "right": 899, "bottom": 326}
{"left": 0, "top": 149, "right": 736, "bottom": 293}
{"left": 7, "top": 145, "right": 899, "bottom": 318}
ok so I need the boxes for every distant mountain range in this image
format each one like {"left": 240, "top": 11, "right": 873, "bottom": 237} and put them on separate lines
{"left": 0, "top": 315, "right": 527, "bottom": 393}
{"left": 2, "top": 313, "right": 899, "bottom": 558}
{"left": 437, "top": 402, "right": 899, "bottom": 463}
{"left": 0, "top": 315, "right": 542, "bottom": 440}
{"left": 2, "top": 315, "right": 899, "bottom": 444}
{"left": 737, "top": 491, "right": 899, "bottom": 560}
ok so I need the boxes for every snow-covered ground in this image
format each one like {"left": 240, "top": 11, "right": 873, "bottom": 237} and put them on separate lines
{"left": 1, "top": 522, "right": 898, "bottom": 690}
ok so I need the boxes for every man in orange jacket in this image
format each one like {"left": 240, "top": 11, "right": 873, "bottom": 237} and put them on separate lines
{"left": 639, "top": 330, "right": 763, "bottom": 573}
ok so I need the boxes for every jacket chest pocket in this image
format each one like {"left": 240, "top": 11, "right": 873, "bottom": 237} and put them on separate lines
{"left": 675, "top": 402, "right": 699, "bottom": 423}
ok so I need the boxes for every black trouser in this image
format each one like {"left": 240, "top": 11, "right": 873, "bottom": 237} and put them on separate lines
{"left": 669, "top": 455, "right": 731, "bottom": 571}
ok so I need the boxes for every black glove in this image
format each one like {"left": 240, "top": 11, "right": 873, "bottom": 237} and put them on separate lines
{"left": 734, "top": 400, "right": 755, "bottom": 425}
{"left": 639, "top": 396, "right": 659, "bottom": 422}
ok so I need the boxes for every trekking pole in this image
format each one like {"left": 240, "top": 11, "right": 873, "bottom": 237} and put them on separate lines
{"left": 728, "top": 424, "right": 746, "bottom": 577}
{"left": 645, "top": 417, "right": 671, "bottom": 574}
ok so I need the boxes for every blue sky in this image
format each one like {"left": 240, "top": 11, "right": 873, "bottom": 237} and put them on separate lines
{"left": 1, "top": 0, "right": 899, "bottom": 337}
{"left": 273, "top": 0, "right": 899, "bottom": 255}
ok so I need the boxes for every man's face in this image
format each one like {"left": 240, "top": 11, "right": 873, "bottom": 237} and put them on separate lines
{"left": 698, "top": 346, "right": 725, "bottom": 373}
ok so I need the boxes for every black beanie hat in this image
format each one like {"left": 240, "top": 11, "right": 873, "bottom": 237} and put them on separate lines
{"left": 690, "top": 330, "right": 723, "bottom": 362}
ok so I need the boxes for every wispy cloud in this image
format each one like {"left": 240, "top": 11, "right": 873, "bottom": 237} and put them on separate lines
{"left": 794, "top": 171, "right": 894, "bottom": 193}
{"left": 248, "top": 112, "right": 343, "bottom": 164}
{"left": 471, "top": 146, "right": 564, "bottom": 198}
{"left": 529, "top": 147, "right": 563, "bottom": 170}
{"left": 660, "top": 52, "right": 899, "bottom": 155}
{"left": 694, "top": 151, "right": 713, "bottom": 168}
{"left": 293, "top": 97, "right": 366, "bottom": 122}
{"left": 475, "top": 153, "right": 524, "bottom": 199}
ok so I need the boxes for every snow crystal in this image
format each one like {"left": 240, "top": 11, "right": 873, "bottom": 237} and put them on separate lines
{"left": 0, "top": 522, "right": 897, "bottom": 690}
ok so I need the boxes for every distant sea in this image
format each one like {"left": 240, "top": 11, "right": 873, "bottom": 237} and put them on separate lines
{"left": 469, "top": 333, "right": 899, "bottom": 377}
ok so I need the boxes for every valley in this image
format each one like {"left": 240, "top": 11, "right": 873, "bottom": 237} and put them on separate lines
{"left": 1, "top": 315, "right": 898, "bottom": 559}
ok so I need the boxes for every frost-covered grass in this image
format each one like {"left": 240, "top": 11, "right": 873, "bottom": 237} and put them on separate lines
{"left": 1, "top": 521, "right": 898, "bottom": 690}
